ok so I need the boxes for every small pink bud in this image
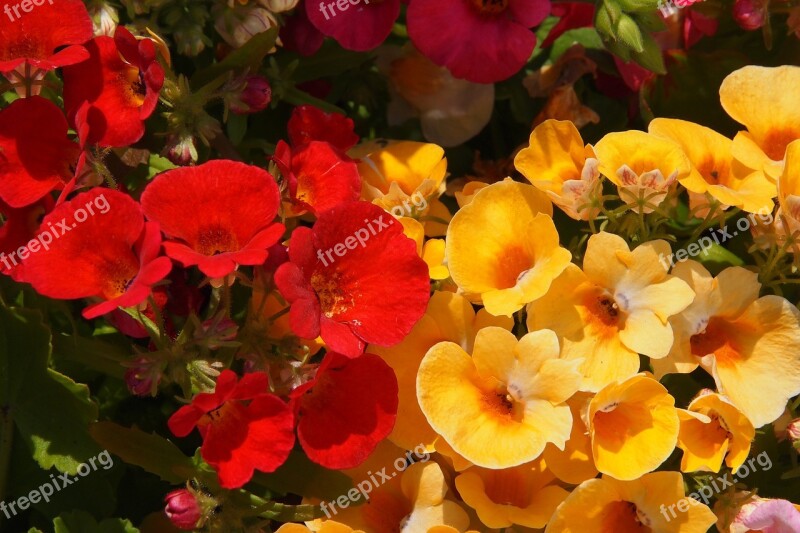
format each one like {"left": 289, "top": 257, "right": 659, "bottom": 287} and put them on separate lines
{"left": 124, "top": 357, "right": 161, "bottom": 397}
{"left": 164, "top": 489, "right": 202, "bottom": 531}
{"left": 788, "top": 418, "right": 800, "bottom": 442}
{"left": 231, "top": 75, "right": 272, "bottom": 115}
{"left": 733, "top": 0, "right": 768, "bottom": 31}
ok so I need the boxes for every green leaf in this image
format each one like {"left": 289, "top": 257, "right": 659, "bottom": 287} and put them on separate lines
{"left": 191, "top": 28, "right": 279, "bottom": 88}
{"left": 53, "top": 510, "right": 138, "bottom": 533}
{"left": 550, "top": 28, "right": 604, "bottom": 61}
{"left": 0, "top": 306, "right": 101, "bottom": 475}
{"left": 227, "top": 112, "right": 248, "bottom": 146}
{"left": 89, "top": 422, "right": 196, "bottom": 484}
{"left": 252, "top": 450, "right": 353, "bottom": 501}
{"left": 258, "top": 501, "right": 322, "bottom": 522}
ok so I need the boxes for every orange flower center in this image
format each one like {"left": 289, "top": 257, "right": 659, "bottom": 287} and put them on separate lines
{"left": 762, "top": 128, "right": 800, "bottom": 161}
{"left": 696, "top": 158, "right": 729, "bottom": 186}
{"left": 482, "top": 468, "right": 534, "bottom": 508}
{"left": 494, "top": 245, "right": 533, "bottom": 289}
{"left": 480, "top": 381, "right": 524, "bottom": 422}
{"left": 470, "top": 0, "right": 509, "bottom": 14}
{"left": 601, "top": 501, "right": 653, "bottom": 532}
{"left": 123, "top": 65, "right": 147, "bottom": 107}
{"left": 196, "top": 225, "right": 239, "bottom": 256}
{"left": 581, "top": 286, "right": 623, "bottom": 338}
{"left": 295, "top": 172, "right": 316, "bottom": 205}
{"left": 100, "top": 255, "right": 140, "bottom": 299}
{"left": 310, "top": 271, "right": 353, "bottom": 318}
{"left": 689, "top": 317, "right": 742, "bottom": 367}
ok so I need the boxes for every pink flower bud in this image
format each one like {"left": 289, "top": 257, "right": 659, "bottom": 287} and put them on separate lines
{"left": 164, "top": 489, "right": 202, "bottom": 531}
{"left": 788, "top": 418, "right": 800, "bottom": 442}
{"left": 733, "top": 0, "right": 768, "bottom": 31}
{"left": 231, "top": 75, "right": 272, "bottom": 115}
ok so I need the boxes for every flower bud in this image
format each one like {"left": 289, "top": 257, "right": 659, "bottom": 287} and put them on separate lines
{"left": 164, "top": 134, "right": 199, "bottom": 166}
{"left": 124, "top": 356, "right": 162, "bottom": 397}
{"left": 164, "top": 489, "right": 202, "bottom": 531}
{"left": 733, "top": 0, "right": 768, "bottom": 31}
{"left": 788, "top": 418, "right": 800, "bottom": 451}
{"left": 230, "top": 75, "right": 272, "bottom": 115}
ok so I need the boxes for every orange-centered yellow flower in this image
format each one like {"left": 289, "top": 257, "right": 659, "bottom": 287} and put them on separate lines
{"left": 545, "top": 472, "right": 717, "bottom": 533}
{"left": 445, "top": 179, "right": 572, "bottom": 317}
{"left": 455, "top": 457, "right": 569, "bottom": 528}
{"left": 527, "top": 232, "right": 695, "bottom": 391}
{"left": 587, "top": 374, "right": 680, "bottom": 480}
{"left": 594, "top": 130, "right": 691, "bottom": 213}
{"left": 417, "top": 327, "right": 583, "bottom": 468}
{"left": 514, "top": 119, "right": 601, "bottom": 221}
{"left": 655, "top": 260, "right": 800, "bottom": 428}
{"left": 677, "top": 390, "right": 754, "bottom": 473}
{"left": 649, "top": 118, "right": 775, "bottom": 214}
{"left": 542, "top": 392, "right": 598, "bottom": 485}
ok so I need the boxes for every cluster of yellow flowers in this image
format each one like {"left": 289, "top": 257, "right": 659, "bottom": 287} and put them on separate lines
{"left": 281, "top": 65, "right": 800, "bottom": 533}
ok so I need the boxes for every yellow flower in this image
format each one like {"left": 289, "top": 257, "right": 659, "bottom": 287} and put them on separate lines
{"left": 422, "top": 239, "right": 449, "bottom": 280}
{"left": 455, "top": 457, "right": 569, "bottom": 528}
{"left": 777, "top": 139, "right": 800, "bottom": 238}
{"left": 587, "top": 374, "right": 680, "bottom": 480}
{"left": 527, "top": 232, "right": 695, "bottom": 391}
{"left": 445, "top": 179, "right": 572, "bottom": 317}
{"left": 370, "top": 291, "right": 512, "bottom": 451}
{"left": 677, "top": 390, "right": 754, "bottom": 473}
{"left": 594, "top": 130, "right": 691, "bottom": 213}
{"left": 417, "top": 327, "right": 583, "bottom": 468}
{"left": 545, "top": 472, "right": 717, "bottom": 533}
{"left": 720, "top": 65, "right": 800, "bottom": 172}
{"left": 514, "top": 119, "right": 602, "bottom": 221}
{"left": 649, "top": 118, "right": 775, "bottom": 214}
{"left": 655, "top": 260, "right": 800, "bottom": 428}
{"left": 276, "top": 522, "right": 362, "bottom": 533}
{"left": 542, "top": 392, "right": 598, "bottom": 484}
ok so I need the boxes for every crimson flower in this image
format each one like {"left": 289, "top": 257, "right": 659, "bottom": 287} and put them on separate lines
{"left": 291, "top": 352, "right": 398, "bottom": 469}
{"left": 167, "top": 370, "right": 295, "bottom": 489}
{"left": 408, "top": 0, "right": 551, "bottom": 83}
{"left": 305, "top": 0, "right": 401, "bottom": 51}
{"left": 0, "top": 196, "right": 53, "bottom": 280}
{"left": 0, "top": 97, "right": 80, "bottom": 208}
{"left": 274, "top": 201, "right": 430, "bottom": 357}
{"left": 21, "top": 188, "right": 172, "bottom": 319}
{"left": 0, "top": 0, "right": 93, "bottom": 72}
{"left": 62, "top": 27, "right": 164, "bottom": 147}
{"left": 287, "top": 105, "right": 359, "bottom": 152}
{"left": 141, "top": 160, "right": 285, "bottom": 279}
{"left": 273, "top": 140, "right": 361, "bottom": 216}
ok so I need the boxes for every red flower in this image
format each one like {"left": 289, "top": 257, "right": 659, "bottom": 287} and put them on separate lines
{"left": 62, "top": 27, "right": 165, "bottom": 147}
{"left": 141, "top": 160, "right": 285, "bottom": 279}
{"left": 541, "top": 2, "right": 595, "bottom": 48}
{"left": 273, "top": 140, "right": 361, "bottom": 216}
{"left": 291, "top": 352, "right": 398, "bottom": 469}
{"left": 0, "top": 196, "right": 53, "bottom": 280}
{"left": 167, "top": 370, "right": 295, "bottom": 489}
{"left": 21, "top": 188, "right": 172, "bottom": 319}
{"left": 684, "top": 9, "right": 718, "bottom": 49}
{"left": 280, "top": 4, "right": 324, "bottom": 57}
{"left": 0, "top": 0, "right": 93, "bottom": 72}
{"left": 407, "top": 0, "right": 550, "bottom": 83}
{"left": 0, "top": 97, "right": 80, "bottom": 208}
{"left": 287, "top": 105, "right": 359, "bottom": 151}
{"left": 274, "top": 201, "right": 430, "bottom": 357}
{"left": 305, "top": 0, "right": 401, "bottom": 51}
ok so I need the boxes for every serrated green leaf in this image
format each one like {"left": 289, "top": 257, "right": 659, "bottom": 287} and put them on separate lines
{"left": 53, "top": 510, "right": 138, "bottom": 533}
{"left": 0, "top": 306, "right": 101, "bottom": 475}
{"left": 89, "top": 422, "right": 196, "bottom": 484}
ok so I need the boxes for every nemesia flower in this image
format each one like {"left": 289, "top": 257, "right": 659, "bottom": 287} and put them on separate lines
{"left": 168, "top": 370, "right": 295, "bottom": 489}
{"left": 0, "top": 0, "right": 93, "bottom": 72}
{"left": 720, "top": 65, "right": 800, "bottom": 176}
{"left": 274, "top": 200, "right": 429, "bottom": 356}
{"left": 287, "top": 105, "right": 359, "bottom": 152}
{"left": 417, "top": 327, "right": 583, "bottom": 468}
{"left": 272, "top": 140, "right": 361, "bottom": 216}
{"left": 587, "top": 374, "right": 679, "bottom": 480}
{"left": 22, "top": 188, "right": 172, "bottom": 319}
{"left": 541, "top": 392, "right": 598, "bottom": 484}
{"left": 306, "top": 0, "right": 401, "bottom": 51}
{"left": 514, "top": 119, "right": 602, "bottom": 221}
{"left": 370, "top": 291, "right": 512, "bottom": 451}
{"left": 0, "top": 97, "right": 80, "bottom": 208}
{"left": 446, "top": 179, "right": 571, "bottom": 317}
{"left": 455, "top": 457, "right": 569, "bottom": 528}
{"left": 280, "top": 5, "right": 324, "bottom": 57}
{"left": 776, "top": 139, "right": 800, "bottom": 238}
{"left": 62, "top": 27, "right": 165, "bottom": 147}
{"left": 382, "top": 44, "right": 495, "bottom": 148}
{"left": 594, "top": 130, "right": 691, "bottom": 213}
{"left": 141, "top": 160, "right": 285, "bottom": 280}
{"left": 290, "top": 352, "right": 398, "bottom": 469}
{"left": 730, "top": 497, "right": 800, "bottom": 533}
{"left": 655, "top": 260, "right": 800, "bottom": 428}
{"left": 407, "top": 0, "right": 551, "bottom": 83}
{"left": 545, "top": 472, "right": 717, "bottom": 533}
{"left": 422, "top": 239, "right": 449, "bottom": 280}
{"left": 677, "top": 390, "right": 754, "bottom": 473}
{"left": 527, "top": 232, "right": 695, "bottom": 391}
{"left": 0, "top": 196, "right": 53, "bottom": 280}
{"left": 649, "top": 118, "right": 776, "bottom": 214}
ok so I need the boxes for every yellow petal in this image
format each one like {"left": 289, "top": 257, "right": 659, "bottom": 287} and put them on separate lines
{"left": 594, "top": 130, "right": 691, "bottom": 186}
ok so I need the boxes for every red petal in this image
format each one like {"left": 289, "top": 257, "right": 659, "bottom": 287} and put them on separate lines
{"left": 287, "top": 106, "right": 360, "bottom": 151}
{"left": 306, "top": 0, "right": 400, "bottom": 51}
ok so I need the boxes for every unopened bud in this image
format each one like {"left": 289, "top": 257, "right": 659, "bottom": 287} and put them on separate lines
{"left": 733, "top": 0, "right": 768, "bottom": 31}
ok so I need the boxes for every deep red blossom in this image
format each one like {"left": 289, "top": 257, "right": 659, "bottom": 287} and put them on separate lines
{"left": 274, "top": 201, "right": 430, "bottom": 357}
{"left": 21, "top": 188, "right": 172, "bottom": 319}
{"left": 273, "top": 140, "right": 361, "bottom": 216}
{"left": 280, "top": 4, "right": 324, "bottom": 57}
{"left": 287, "top": 105, "right": 359, "bottom": 151}
{"left": 306, "top": 0, "right": 401, "bottom": 51}
{"left": 62, "top": 27, "right": 165, "bottom": 147}
{"left": 167, "top": 370, "right": 295, "bottom": 489}
{"left": 141, "top": 160, "right": 284, "bottom": 280}
{"left": 408, "top": 0, "right": 550, "bottom": 83}
{"left": 0, "top": 0, "right": 93, "bottom": 72}
{"left": 541, "top": 2, "right": 595, "bottom": 48}
{"left": 0, "top": 196, "right": 53, "bottom": 280}
{"left": 291, "top": 352, "right": 398, "bottom": 469}
{"left": 0, "top": 97, "right": 80, "bottom": 208}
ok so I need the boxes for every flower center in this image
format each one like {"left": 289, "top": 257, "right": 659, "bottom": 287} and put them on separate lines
{"left": 100, "top": 255, "right": 140, "bottom": 299}
{"left": 689, "top": 317, "right": 742, "bottom": 366}
{"left": 763, "top": 128, "right": 800, "bottom": 161}
{"left": 602, "top": 501, "right": 653, "bottom": 532}
{"left": 470, "top": 0, "right": 509, "bottom": 15}
{"left": 196, "top": 225, "right": 239, "bottom": 256}
{"left": 494, "top": 245, "right": 533, "bottom": 289}
{"left": 310, "top": 271, "right": 353, "bottom": 318}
